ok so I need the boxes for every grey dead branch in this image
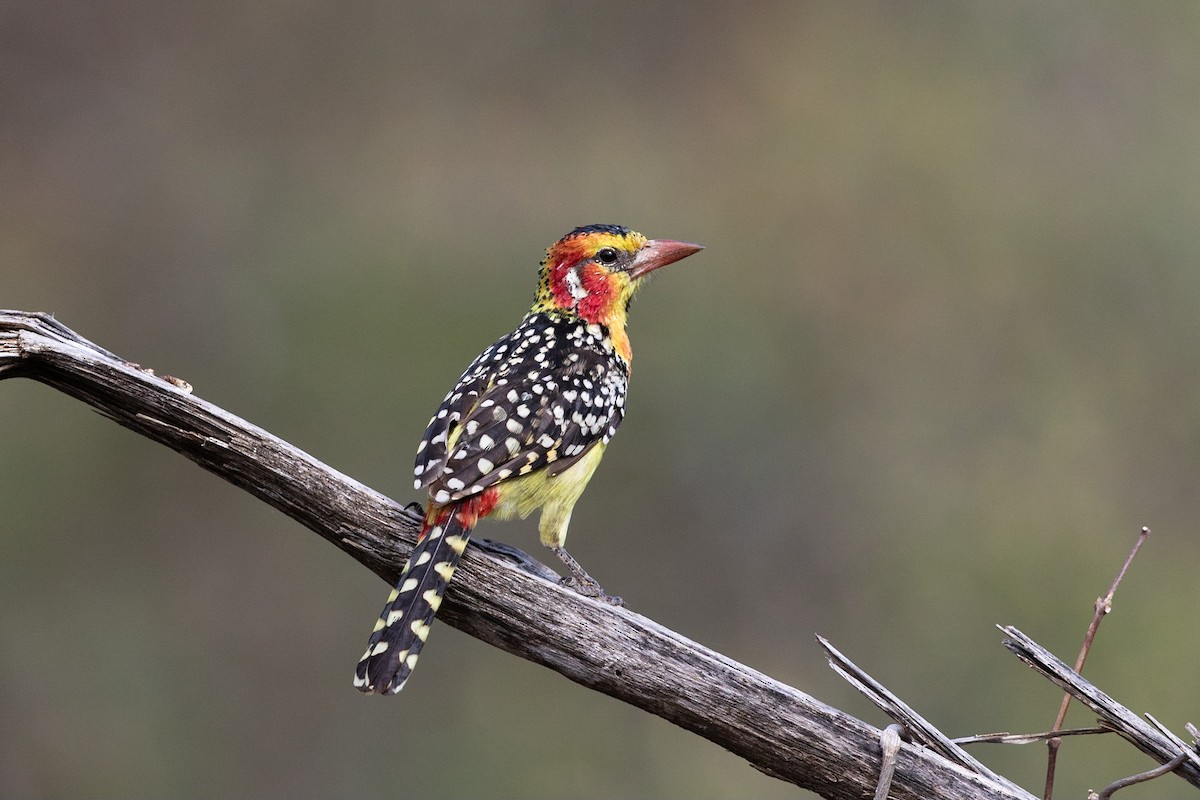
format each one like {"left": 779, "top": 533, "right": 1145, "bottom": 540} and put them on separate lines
{"left": 2, "top": 309, "right": 1195, "bottom": 799}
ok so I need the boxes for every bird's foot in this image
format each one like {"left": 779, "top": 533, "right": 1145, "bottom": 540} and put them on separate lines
{"left": 552, "top": 546, "right": 624, "bottom": 606}
{"left": 559, "top": 574, "right": 624, "bottom": 606}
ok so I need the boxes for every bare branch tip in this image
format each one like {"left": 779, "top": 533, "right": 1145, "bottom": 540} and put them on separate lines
{"left": 1092, "top": 751, "right": 1190, "bottom": 799}
{"left": 873, "top": 724, "right": 904, "bottom": 800}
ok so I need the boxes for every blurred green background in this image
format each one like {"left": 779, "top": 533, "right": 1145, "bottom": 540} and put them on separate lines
{"left": 4, "top": 2, "right": 1199, "bottom": 798}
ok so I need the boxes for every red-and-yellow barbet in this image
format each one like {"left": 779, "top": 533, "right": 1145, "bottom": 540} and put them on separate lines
{"left": 354, "top": 224, "right": 703, "bottom": 694}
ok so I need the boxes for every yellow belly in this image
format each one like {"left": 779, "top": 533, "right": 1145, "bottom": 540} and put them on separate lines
{"left": 489, "top": 443, "right": 607, "bottom": 548}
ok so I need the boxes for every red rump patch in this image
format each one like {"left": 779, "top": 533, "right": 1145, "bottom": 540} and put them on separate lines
{"left": 453, "top": 486, "right": 499, "bottom": 527}
{"left": 421, "top": 486, "right": 499, "bottom": 534}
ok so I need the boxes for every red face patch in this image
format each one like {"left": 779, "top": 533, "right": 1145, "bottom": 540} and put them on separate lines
{"left": 574, "top": 264, "right": 618, "bottom": 323}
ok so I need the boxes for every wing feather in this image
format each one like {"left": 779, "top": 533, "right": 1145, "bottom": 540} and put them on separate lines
{"left": 413, "top": 313, "right": 627, "bottom": 504}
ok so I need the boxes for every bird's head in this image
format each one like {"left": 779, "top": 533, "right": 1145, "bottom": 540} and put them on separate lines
{"left": 534, "top": 224, "right": 703, "bottom": 326}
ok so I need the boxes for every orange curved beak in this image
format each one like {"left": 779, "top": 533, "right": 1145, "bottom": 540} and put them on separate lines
{"left": 629, "top": 239, "right": 705, "bottom": 280}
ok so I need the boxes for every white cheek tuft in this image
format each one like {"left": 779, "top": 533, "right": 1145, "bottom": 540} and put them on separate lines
{"left": 565, "top": 267, "right": 588, "bottom": 301}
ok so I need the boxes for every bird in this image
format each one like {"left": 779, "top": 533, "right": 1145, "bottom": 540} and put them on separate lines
{"left": 354, "top": 224, "right": 703, "bottom": 695}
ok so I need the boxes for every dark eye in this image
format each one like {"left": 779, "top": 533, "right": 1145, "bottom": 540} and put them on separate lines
{"left": 595, "top": 247, "right": 619, "bottom": 266}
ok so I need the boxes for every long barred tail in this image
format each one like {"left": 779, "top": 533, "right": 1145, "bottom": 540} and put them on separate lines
{"left": 353, "top": 507, "right": 472, "bottom": 694}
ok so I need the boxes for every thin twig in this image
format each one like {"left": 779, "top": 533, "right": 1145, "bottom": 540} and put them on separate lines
{"left": 1043, "top": 526, "right": 1150, "bottom": 800}
{"left": 955, "top": 727, "right": 1110, "bottom": 746}
{"left": 1090, "top": 751, "right": 1191, "bottom": 800}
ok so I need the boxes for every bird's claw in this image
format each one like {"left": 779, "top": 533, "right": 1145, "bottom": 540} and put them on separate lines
{"left": 559, "top": 574, "right": 623, "bottom": 606}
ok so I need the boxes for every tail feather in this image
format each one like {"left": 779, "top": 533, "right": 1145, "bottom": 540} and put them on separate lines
{"left": 354, "top": 511, "right": 472, "bottom": 694}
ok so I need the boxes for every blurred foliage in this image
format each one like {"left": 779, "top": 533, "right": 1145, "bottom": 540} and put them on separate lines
{"left": 4, "top": 2, "right": 1200, "bottom": 798}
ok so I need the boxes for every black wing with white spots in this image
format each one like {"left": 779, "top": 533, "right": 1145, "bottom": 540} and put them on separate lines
{"left": 413, "top": 313, "right": 628, "bottom": 505}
